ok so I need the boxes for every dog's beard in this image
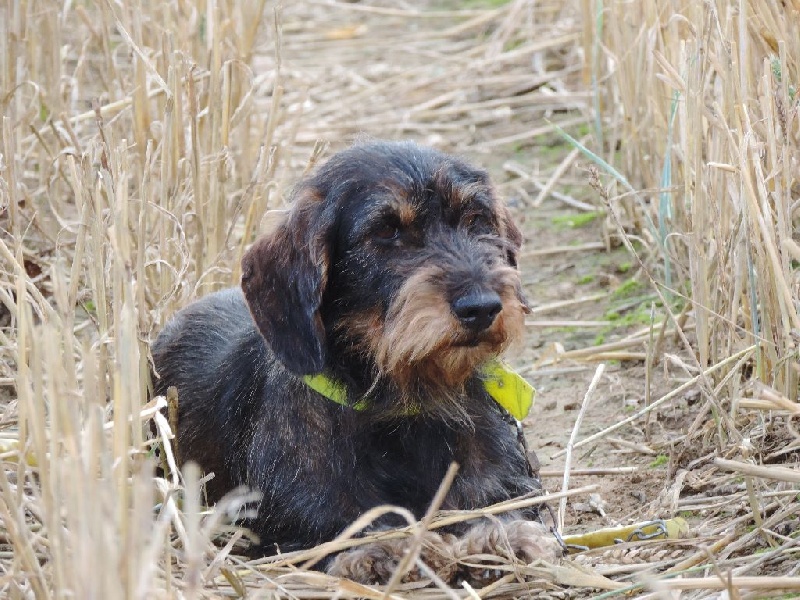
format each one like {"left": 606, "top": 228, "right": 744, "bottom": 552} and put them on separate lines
{"left": 354, "top": 265, "right": 527, "bottom": 423}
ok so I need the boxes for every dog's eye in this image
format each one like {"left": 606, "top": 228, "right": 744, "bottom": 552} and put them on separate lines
{"left": 374, "top": 223, "right": 401, "bottom": 242}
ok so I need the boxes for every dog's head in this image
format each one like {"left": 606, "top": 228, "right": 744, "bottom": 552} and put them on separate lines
{"left": 242, "top": 141, "right": 529, "bottom": 397}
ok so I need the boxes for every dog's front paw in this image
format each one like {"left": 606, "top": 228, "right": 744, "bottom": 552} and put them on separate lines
{"left": 327, "top": 532, "right": 457, "bottom": 585}
{"left": 500, "top": 520, "right": 564, "bottom": 564}
{"left": 457, "top": 519, "right": 563, "bottom": 565}
{"left": 327, "top": 540, "right": 400, "bottom": 585}
{"left": 451, "top": 520, "right": 563, "bottom": 585}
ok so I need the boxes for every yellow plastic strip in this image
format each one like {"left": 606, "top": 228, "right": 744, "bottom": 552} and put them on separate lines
{"left": 562, "top": 518, "right": 690, "bottom": 552}
{"left": 481, "top": 360, "right": 536, "bottom": 420}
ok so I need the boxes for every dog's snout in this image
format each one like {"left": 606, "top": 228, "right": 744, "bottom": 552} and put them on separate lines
{"left": 452, "top": 291, "right": 502, "bottom": 332}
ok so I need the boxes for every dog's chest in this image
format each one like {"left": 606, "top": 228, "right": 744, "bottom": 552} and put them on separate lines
{"left": 351, "top": 421, "right": 472, "bottom": 509}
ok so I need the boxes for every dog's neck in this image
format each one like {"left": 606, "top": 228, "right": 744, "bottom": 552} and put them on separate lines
{"left": 313, "top": 348, "right": 533, "bottom": 423}
{"left": 318, "top": 309, "right": 532, "bottom": 422}
{"left": 321, "top": 340, "right": 448, "bottom": 412}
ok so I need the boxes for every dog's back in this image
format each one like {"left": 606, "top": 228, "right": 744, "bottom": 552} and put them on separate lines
{"left": 152, "top": 288, "right": 268, "bottom": 500}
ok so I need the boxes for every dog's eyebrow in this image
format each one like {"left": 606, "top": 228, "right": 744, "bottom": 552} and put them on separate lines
{"left": 370, "top": 182, "right": 418, "bottom": 223}
{"left": 432, "top": 167, "right": 494, "bottom": 213}
{"left": 437, "top": 185, "right": 496, "bottom": 226}
{"left": 454, "top": 182, "right": 494, "bottom": 207}
{"left": 370, "top": 197, "right": 417, "bottom": 225}
{"left": 348, "top": 195, "right": 418, "bottom": 242}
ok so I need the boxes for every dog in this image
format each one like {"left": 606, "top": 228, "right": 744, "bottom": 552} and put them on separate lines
{"left": 151, "top": 140, "right": 560, "bottom": 582}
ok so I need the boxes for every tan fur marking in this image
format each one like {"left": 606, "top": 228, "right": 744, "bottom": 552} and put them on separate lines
{"left": 335, "top": 309, "right": 384, "bottom": 356}
{"left": 375, "top": 180, "right": 417, "bottom": 227}
{"left": 396, "top": 200, "right": 416, "bottom": 227}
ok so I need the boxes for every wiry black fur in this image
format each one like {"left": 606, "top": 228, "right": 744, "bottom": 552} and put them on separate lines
{"left": 151, "top": 141, "right": 542, "bottom": 555}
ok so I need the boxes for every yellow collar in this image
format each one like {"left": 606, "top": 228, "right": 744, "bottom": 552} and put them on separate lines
{"left": 302, "top": 360, "right": 535, "bottom": 421}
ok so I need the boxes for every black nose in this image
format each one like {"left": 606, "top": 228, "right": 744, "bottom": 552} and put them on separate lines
{"left": 452, "top": 291, "right": 503, "bottom": 332}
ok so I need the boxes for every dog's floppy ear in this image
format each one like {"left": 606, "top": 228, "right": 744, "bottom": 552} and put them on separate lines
{"left": 241, "top": 186, "right": 331, "bottom": 374}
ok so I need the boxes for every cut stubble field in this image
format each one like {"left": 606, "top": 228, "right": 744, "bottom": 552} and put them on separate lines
{"left": 1, "top": 0, "right": 799, "bottom": 598}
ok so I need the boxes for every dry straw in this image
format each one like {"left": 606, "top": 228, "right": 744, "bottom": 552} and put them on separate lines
{"left": 578, "top": 1, "right": 800, "bottom": 596}
{"left": 593, "top": 0, "right": 799, "bottom": 398}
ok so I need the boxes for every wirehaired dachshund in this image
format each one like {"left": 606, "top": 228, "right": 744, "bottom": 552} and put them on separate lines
{"left": 151, "top": 140, "right": 560, "bottom": 583}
